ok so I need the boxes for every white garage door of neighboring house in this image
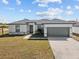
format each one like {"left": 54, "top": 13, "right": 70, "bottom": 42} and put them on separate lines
{"left": 47, "top": 27, "right": 70, "bottom": 37}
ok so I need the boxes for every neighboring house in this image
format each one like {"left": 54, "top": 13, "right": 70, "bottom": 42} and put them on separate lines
{"left": 0, "top": 23, "right": 1, "bottom": 24}
{"left": 72, "top": 22, "right": 79, "bottom": 34}
{"left": 0, "top": 23, "right": 2, "bottom": 26}
{"left": 8, "top": 19, "right": 75, "bottom": 37}
{"left": 0, "top": 23, "right": 3, "bottom": 30}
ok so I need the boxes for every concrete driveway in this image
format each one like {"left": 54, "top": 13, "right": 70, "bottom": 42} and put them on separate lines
{"left": 23, "top": 34, "right": 32, "bottom": 39}
{"left": 48, "top": 37, "right": 79, "bottom": 59}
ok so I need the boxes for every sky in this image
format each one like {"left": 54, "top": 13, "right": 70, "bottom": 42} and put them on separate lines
{"left": 0, "top": 0, "right": 79, "bottom": 23}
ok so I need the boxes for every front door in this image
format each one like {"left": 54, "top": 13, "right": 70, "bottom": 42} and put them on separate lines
{"left": 30, "top": 25, "right": 33, "bottom": 33}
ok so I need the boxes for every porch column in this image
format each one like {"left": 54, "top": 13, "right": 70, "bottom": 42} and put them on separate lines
{"left": 27, "top": 25, "right": 29, "bottom": 34}
{"left": 33, "top": 23, "right": 36, "bottom": 34}
{"left": 44, "top": 26, "right": 47, "bottom": 37}
{"left": 70, "top": 27, "right": 72, "bottom": 37}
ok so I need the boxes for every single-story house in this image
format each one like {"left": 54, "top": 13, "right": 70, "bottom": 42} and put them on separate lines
{"left": 8, "top": 19, "right": 75, "bottom": 37}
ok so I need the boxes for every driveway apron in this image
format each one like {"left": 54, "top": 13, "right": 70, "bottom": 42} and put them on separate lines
{"left": 48, "top": 37, "right": 79, "bottom": 59}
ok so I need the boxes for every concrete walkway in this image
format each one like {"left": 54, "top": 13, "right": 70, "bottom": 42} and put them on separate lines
{"left": 48, "top": 37, "right": 79, "bottom": 59}
{"left": 23, "top": 34, "right": 32, "bottom": 39}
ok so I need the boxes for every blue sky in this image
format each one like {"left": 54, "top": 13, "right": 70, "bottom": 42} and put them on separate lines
{"left": 0, "top": 0, "right": 79, "bottom": 23}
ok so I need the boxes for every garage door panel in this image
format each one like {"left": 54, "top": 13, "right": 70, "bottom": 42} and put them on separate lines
{"left": 47, "top": 27, "right": 69, "bottom": 37}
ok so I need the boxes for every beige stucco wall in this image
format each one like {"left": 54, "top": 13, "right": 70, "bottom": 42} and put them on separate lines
{"left": 9, "top": 25, "right": 15, "bottom": 33}
{"left": 20, "top": 25, "right": 27, "bottom": 34}
{"left": 9, "top": 25, "right": 27, "bottom": 35}
{"left": 9, "top": 22, "right": 37, "bottom": 35}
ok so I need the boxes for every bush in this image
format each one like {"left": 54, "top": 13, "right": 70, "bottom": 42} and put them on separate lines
{"left": 36, "top": 29, "right": 43, "bottom": 34}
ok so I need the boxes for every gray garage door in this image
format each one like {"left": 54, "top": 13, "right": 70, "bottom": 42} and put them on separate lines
{"left": 47, "top": 27, "right": 70, "bottom": 37}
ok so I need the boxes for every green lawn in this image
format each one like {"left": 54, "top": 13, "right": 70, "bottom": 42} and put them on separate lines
{"left": 0, "top": 36, "right": 54, "bottom": 59}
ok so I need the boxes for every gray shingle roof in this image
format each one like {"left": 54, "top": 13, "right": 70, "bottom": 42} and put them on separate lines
{"left": 9, "top": 19, "right": 75, "bottom": 25}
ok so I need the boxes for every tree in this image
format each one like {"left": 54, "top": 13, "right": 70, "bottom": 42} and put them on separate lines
{"left": 0, "top": 23, "right": 8, "bottom": 35}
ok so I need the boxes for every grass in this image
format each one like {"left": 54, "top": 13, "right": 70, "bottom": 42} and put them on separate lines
{"left": 0, "top": 36, "right": 54, "bottom": 59}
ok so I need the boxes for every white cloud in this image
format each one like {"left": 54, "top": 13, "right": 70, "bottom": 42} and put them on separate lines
{"left": 75, "top": 5, "right": 79, "bottom": 10}
{"left": 66, "top": 6, "right": 73, "bottom": 16}
{"left": 19, "top": 9, "right": 24, "bottom": 12}
{"left": 36, "top": 12, "right": 49, "bottom": 16}
{"left": 56, "top": 16, "right": 63, "bottom": 19}
{"left": 2, "top": 0, "right": 22, "bottom": 5}
{"left": 33, "top": 0, "right": 62, "bottom": 4}
{"left": 66, "top": 10, "right": 73, "bottom": 16}
{"left": 48, "top": 8, "right": 63, "bottom": 16}
{"left": 33, "top": 0, "right": 62, "bottom": 7}
{"left": 19, "top": 9, "right": 31, "bottom": 13}
{"left": 2, "top": 0, "right": 8, "bottom": 5}
{"left": 38, "top": 3, "right": 48, "bottom": 7}
{"left": 16, "top": 0, "right": 21, "bottom": 5}
{"left": 67, "top": 6, "right": 71, "bottom": 10}
{"left": 36, "top": 8, "right": 63, "bottom": 17}
{"left": 77, "top": 0, "right": 79, "bottom": 1}
{"left": 28, "top": 10, "right": 31, "bottom": 13}
{"left": 8, "top": 7, "right": 15, "bottom": 10}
